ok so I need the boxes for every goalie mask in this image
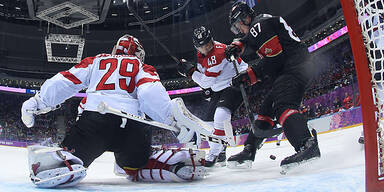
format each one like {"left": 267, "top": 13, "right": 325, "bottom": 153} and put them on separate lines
{"left": 113, "top": 35, "right": 145, "bottom": 63}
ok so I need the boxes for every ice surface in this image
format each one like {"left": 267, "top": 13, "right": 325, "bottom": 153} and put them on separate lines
{"left": 0, "top": 126, "right": 365, "bottom": 192}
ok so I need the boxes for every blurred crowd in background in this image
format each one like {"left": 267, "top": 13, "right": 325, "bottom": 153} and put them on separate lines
{"left": 0, "top": 40, "right": 362, "bottom": 145}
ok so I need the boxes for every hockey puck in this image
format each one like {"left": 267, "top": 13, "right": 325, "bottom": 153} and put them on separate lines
{"left": 270, "top": 155, "right": 276, "bottom": 160}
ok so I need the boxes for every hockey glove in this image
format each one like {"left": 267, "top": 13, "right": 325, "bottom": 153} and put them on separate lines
{"left": 231, "top": 67, "right": 259, "bottom": 87}
{"left": 21, "top": 93, "right": 59, "bottom": 128}
{"left": 225, "top": 41, "right": 244, "bottom": 61}
{"left": 177, "top": 59, "right": 196, "bottom": 78}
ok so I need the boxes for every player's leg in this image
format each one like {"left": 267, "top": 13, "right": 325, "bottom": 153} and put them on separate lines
{"left": 115, "top": 147, "right": 207, "bottom": 182}
{"left": 203, "top": 90, "right": 227, "bottom": 167}
{"left": 205, "top": 87, "right": 243, "bottom": 167}
{"left": 113, "top": 120, "right": 206, "bottom": 182}
{"left": 272, "top": 75, "right": 320, "bottom": 172}
{"left": 227, "top": 92, "right": 274, "bottom": 168}
{"left": 113, "top": 120, "right": 153, "bottom": 176}
{"left": 203, "top": 90, "right": 222, "bottom": 122}
{"left": 61, "top": 111, "right": 117, "bottom": 167}
{"left": 28, "top": 111, "right": 114, "bottom": 188}
{"left": 205, "top": 106, "right": 230, "bottom": 167}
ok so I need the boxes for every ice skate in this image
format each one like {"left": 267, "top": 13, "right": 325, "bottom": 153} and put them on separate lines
{"left": 205, "top": 147, "right": 226, "bottom": 167}
{"left": 280, "top": 130, "right": 321, "bottom": 175}
{"left": 226, "top": 144, "right": 255, "bottom": 169}
{"left": 227, "top": 137, "right": 265, "bottom": 169}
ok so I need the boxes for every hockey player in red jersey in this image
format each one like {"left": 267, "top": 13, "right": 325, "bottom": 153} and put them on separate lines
{"left": 21, "top": 35, "right": 208, "bottom": 187}
{"left": 178, "top": 26, "right": 248, "bottom": 167}
{"left": 225, "top": 2, "right": 320, "bottom": 172}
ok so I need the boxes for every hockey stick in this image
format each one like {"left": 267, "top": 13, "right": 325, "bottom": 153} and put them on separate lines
{"left": 97, "top": 102, "right": 179, "bottom": 132}
{"left": 96, "top": 102, "right": 229, "bottom": 146}
{"left": 229, "top": 56, "right": 282, "bottom": 138}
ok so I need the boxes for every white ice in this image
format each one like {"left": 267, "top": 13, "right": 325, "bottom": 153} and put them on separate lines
{"left": 0, "top": 126, "right": 365, "bottom": 192}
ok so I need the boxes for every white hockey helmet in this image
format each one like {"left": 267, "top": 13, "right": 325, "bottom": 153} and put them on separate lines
{"left": 113, "top": 34, "right": 145, "bottom": 63}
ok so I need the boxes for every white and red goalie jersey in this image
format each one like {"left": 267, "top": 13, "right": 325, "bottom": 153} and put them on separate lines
{"left": 192, "top": 41, "right": 248, "bottom": 92}
{"left": 39, "top": 53, "right": 172, "bottom": 124}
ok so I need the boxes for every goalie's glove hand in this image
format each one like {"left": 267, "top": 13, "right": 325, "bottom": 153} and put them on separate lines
{"left": 231, "top": 67, "right": 259, "bottom": 87}
{"left": 225, "top": 41, "right": 244, "bottom": 61}
{"left": 21, "top": 93, "right": 57, "bottom": 128}
{"left": 177, "top": 59, "right": 196, "bottom": 78}
{"left": 21, "top": 96, "right": 38, "bottom": 128}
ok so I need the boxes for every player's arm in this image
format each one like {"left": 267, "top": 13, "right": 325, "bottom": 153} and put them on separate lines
{"left": 136, "top": 64, "right": 170, "bottom": 124}
{"left": 231, "top": 53, "right": 283, "bottom": 87}
{"left": 230, "top": 17, "right": 287, "bottom": 86}
{"left": 177, "top": 59, "right": 197, "bottom": 78}
{"left": 21, "top": 57, "right": 94, "bottom": 127}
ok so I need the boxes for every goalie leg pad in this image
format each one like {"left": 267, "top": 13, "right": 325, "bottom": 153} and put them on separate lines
{"left": 32, "top": 165, "right": 86, "bottom": 188}
{"left": 171, "top": 98, "right": 213, "bottom": 145}
{"left": 117, "top": 148, "right": 206, "bottom": 182}
{"left": 28, "top": 145, "right": 86, "bottom": 188}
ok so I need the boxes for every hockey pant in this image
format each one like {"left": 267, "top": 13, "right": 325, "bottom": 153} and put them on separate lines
{"left": 245, "top": 74, "right": 312, "bottom": 151}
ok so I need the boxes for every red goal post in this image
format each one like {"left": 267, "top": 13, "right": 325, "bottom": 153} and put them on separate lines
{"left": 340, "top": 0, "right": 384, "bottom": 191}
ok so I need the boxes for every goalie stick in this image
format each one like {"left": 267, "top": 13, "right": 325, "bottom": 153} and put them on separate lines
{"left": 229, "top": 56, "right": 283, "bottom": 138}
{"left": 96, "top": 102, "right": 229, "bottom": 146}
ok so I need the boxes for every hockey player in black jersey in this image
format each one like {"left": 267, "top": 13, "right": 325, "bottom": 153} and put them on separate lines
{"left": 224, "top": 2, "right": 320, "bottom": 172}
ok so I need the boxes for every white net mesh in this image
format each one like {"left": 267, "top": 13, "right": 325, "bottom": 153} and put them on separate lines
{"left": 353, "top": 0, "right": 384, "bottom": 178}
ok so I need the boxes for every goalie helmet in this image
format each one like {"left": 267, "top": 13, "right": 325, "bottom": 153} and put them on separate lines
{"left": 192, "top": 26, "right": 213, "bottom": 48}
{"left": 229, "top": 1, "right": 254, "bottom": 35}
{"left": 113, "top": 34, "right": 145, "bottom": 63}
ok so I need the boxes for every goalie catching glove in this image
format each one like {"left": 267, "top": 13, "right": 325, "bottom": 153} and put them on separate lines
{"left": 21, "top": 93, "right": 60, "bottom": 128}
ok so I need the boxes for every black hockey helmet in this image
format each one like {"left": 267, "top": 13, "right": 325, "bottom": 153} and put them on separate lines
{"left": 192, "top": 26, "right": 213, "bottom": 48}
{"left": 229, "top": 1, "right": 254, "bottom": 35}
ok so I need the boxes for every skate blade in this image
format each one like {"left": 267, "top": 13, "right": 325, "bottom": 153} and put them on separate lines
{"left": 226, "top": 160, "right": 253, "bottom": 169}
{"left": 280, "top": 156, "right": 320, "bottom": 175}
{"left": 212, "top": 161, "right": 226, "bottom": 167}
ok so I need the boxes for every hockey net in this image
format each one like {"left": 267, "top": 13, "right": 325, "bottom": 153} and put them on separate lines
{"left": 340, "top": 0, "right": 384, "bottom": 191}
